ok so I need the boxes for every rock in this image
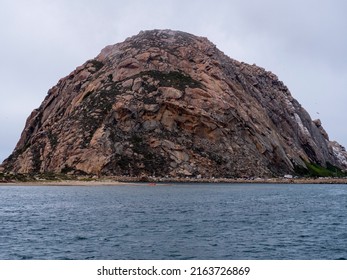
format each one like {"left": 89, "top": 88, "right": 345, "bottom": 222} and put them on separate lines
{"left": 142, "top": 120, "right": 159, "bottom": 131}
{"left": 132, "top": 77, "right": 143, "bottom": 92}
{"left": 160, "top": 87, "right": 183, "bottom": 99}
{"left": 313, "top": 119, "right": 329, "bottom": 140}
{"left": 122, "top": 79, "right": 133, "bottom": 89}
{"left": 2, "top": 29, "right": 347, "bottom": 177}
{"left": 329, "top": 141, "right": 347, "bottom": 168}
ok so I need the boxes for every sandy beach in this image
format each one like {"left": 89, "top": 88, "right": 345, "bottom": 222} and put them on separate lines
{"left": 1, "top": 176, "right": 347, "bottom": 186}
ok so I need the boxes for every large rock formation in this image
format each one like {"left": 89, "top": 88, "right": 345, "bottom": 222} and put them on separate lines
{"left": 2, "top": 29, "right": 347, "bottom": 178}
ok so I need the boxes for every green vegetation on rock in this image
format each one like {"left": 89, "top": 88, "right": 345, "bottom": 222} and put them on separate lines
{"left": 295, "top": 161, "right": 347, "bottom": 177}
{"left": 88, "top": 59, "right": 105, "bottom": 73}
{"left": 137, "top": 70, "right": 203, "bottom": 91}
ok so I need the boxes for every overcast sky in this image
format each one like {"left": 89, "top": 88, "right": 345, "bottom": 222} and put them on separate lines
{"left": 1, "top": 0, "right": 346, "bottom": 162}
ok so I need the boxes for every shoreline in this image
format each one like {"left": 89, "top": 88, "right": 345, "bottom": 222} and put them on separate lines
{"left": 1, "top": 176, "right": 347, "bottom": 186}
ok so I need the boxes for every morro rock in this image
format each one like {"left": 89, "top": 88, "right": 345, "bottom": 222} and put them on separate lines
{"left": 2, "top": 29, "right": 347, "bottom": 178}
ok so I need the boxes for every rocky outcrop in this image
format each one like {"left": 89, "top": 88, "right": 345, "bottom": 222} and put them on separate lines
{"left": 2, "top": 29, "right": 347, "bottom": 178}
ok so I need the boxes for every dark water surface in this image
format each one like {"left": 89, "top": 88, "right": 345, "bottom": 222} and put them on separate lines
{"left": 0, "top": 183, "right": 346, "bottom": 259}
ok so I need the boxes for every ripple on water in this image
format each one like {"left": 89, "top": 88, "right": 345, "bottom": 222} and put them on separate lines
{"left": 1, "top": 183, "right": 347, "bottom": 259}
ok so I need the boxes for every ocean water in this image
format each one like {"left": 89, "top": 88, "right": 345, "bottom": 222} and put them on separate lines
{"left": 0, "top": 183, "right": 346, "bottom": 260}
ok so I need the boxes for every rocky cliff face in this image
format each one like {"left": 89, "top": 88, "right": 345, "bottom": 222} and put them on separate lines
{"left": 2, "top": 29, "right": 347, "bottom": 178}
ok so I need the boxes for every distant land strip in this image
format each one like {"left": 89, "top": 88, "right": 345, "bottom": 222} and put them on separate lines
{"left": 1, "top": 173, "right": 347, "bottom": 185}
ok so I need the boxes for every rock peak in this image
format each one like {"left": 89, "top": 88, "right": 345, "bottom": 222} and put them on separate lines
{"left": 128, "top": 29, "right": 212, "bottom": 46}
{"left": 2, "top": 30, "right": 347, "bottom": 178}
{"left": 97, "top": 29, "right": 217, "bottom": 64}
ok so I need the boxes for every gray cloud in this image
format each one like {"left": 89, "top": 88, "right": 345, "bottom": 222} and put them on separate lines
{"left": 1, "top": 0, "right": 346, "bottom": 162}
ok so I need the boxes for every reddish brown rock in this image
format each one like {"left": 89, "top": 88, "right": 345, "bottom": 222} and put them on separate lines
{"left": 2, "top": 29, "right": 347, "bottom": 178}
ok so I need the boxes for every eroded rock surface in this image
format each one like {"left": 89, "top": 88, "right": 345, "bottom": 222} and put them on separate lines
{"left": 2, "top": 29, "right": 347, "bottom": 178}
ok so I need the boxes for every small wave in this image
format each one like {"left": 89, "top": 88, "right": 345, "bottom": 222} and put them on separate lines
{"left": 168, "top": 253, "right": 182, "bottom": 258}
{"left": 74, "top": 236, "right": 88, "bottom": 241}
{"left": 14, "top": 254, "right": 34, "bottom": 260}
